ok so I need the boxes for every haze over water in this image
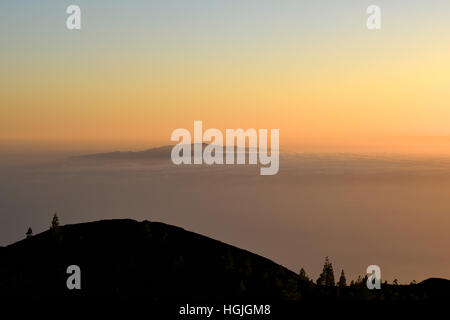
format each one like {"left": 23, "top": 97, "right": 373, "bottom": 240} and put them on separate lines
{"left": 1, "top": 149, "right": 449, "bottom": 284}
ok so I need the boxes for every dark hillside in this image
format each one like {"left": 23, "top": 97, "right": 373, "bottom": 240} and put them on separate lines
{"left": 0, "top": 219, "right": 298, "bottom": 300}
{"left": 0, "top": 219, "right": 448, "bottom": 301}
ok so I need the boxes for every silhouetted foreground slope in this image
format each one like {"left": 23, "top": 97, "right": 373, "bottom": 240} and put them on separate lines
{"left": 0, "top": 219, "right": 298, "bottom": 300}
{"left": 0, "top": 219, "right": 448, "bottom": 301}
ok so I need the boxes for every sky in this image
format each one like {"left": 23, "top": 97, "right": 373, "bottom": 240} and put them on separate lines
{"left": 1, "top": 0, "right": 450, "bottom": 154}
{"left": 1, "top": 1, "right": 450, "bottom": 284}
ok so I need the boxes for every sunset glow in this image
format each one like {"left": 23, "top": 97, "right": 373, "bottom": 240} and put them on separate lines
{"left": 2, "top": 1, "right": 450, "bottom": 154}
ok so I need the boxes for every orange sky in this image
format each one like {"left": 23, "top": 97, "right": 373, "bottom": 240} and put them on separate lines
{"left": 1, "top": 1, "right": 450, "bottom": 155}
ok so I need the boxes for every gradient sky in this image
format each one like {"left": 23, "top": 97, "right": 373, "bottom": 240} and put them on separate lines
{"left": 1, "top": 0, "right": 450, "bottom": 154}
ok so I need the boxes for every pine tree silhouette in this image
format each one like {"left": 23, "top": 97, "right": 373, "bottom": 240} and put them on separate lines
{"left": 338, "top": 269, "right": 347, "bottom": 287}
{"left": 51, "top": 213, "right": 59, "bottom": 230}
{"left": 298, "top": 267, "right": 310, "bottom": 282}
{"left": 50, "top": 213, "right": 62, "bottom": 241}
{"left": 317, "top": 256, "right": 335, "bottom": 286}
{"left": 26, "top": 227, "right": 33, "bottom": 239}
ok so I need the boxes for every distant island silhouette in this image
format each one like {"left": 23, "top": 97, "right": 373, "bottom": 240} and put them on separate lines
{"left": 0, "top": 218, "right": 448, "bottom": 301}
{"left": 70, "top": 143, "right": 257, "bottom": 163}
{"left": 71, "top": 145, "right": 176, "bottom": 161}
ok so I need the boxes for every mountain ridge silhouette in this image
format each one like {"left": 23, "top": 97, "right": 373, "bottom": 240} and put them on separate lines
{"left": 70, "top": 143, "right": 260, "bottom": 162}
{"left": 0, "top": 219, "right": 448, "bottom": 300}
{"left": 0, "top": 219, "right": 299, "bottom": 300}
